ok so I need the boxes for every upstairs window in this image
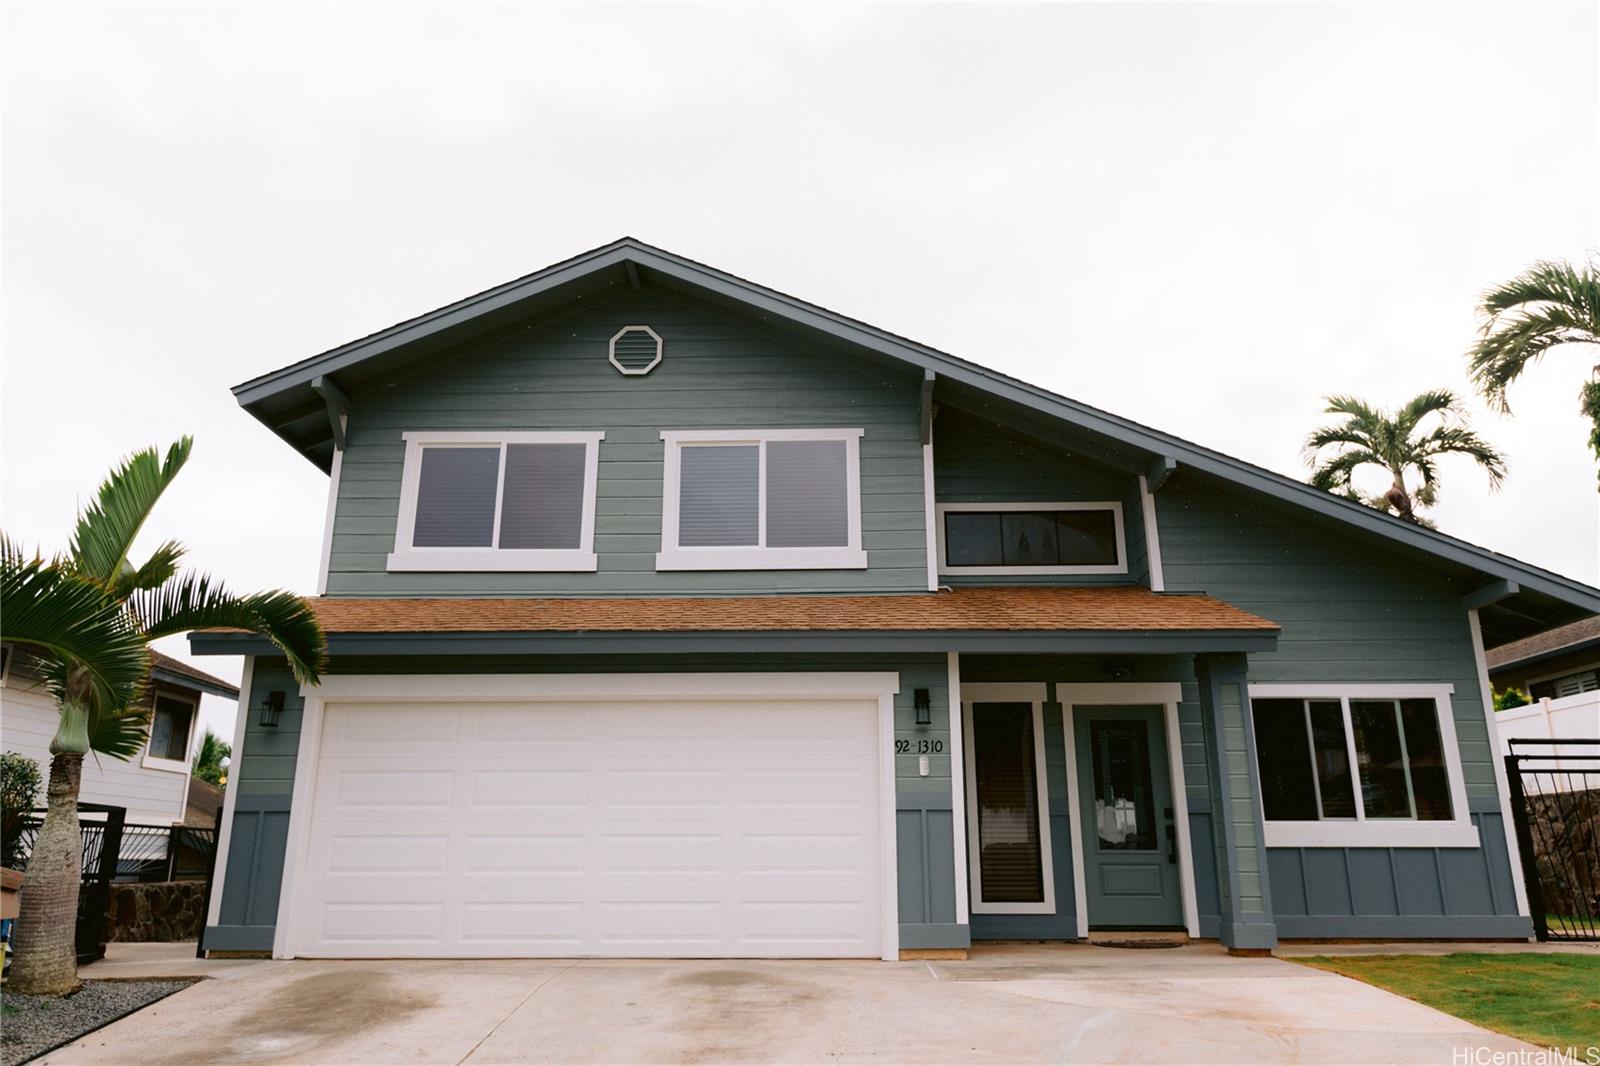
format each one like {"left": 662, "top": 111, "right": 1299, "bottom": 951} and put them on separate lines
{"left": 1247, "top": 685, "right": 1476, "bottom": 847}
{"left": 937, "top": 502, "right": 1126, "bottom": 576}
{"left": 389, "top": 431, "right": 603, "bottom": 572}
{"left": 657, "top": 429, "right": 867, "bottom": 571}
{"left": 143, "top": 692, "right": 196, "bottom": 770}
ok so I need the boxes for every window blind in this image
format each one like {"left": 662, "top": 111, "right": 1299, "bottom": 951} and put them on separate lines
{"left": 412, "top": 447, "right": 500, "bottom": 547}
{"left": 766, "top": 440, "right": 848, "bottom": 548}
{"left": 678, "top": 445, "right": 759, "bottom": 547}
{"left": 499, "top": 443, "right": 587, "bottom": 550}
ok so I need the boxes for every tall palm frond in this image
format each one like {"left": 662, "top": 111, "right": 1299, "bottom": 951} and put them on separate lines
{"left": 68, "top": 437, "right": 192, "bottom": 587}
{"left": 1468, "top": 259, "right": 1600, "bottom": 478}
{"left": 111, "top": 539, "right": 187, "bottom": 600}
{"left": 130, "top": 573, "right": 324, "bottom": 686}
{"left": 0, "top": 538, "right": 148, "bottom": 711}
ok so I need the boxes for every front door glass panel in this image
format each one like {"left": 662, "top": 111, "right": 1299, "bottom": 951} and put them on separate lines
{"left": 1089, "top": 720, "right": 1156, "bottom": 851}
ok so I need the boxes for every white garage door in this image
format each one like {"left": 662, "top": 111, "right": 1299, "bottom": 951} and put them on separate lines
{"left": 289, "top": 690, "right": 886, "bottom": 958}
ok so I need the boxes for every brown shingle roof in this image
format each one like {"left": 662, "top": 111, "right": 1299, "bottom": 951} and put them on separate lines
{"left": 1485, "top": 614, "right": 1600, "bottom": 670}
{"left": 150, "top": 650, "right": 240, "bottom": 698}
{"left": 298, "top": 586, "right": 1276, "bottom": 634}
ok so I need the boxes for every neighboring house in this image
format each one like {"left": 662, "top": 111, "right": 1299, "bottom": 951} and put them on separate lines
{"left": 1486, "top": 615, "right": 1600, "bottom": 701}
{"left": 0, "top": 645, "right": 240, "bottom": 827}
{"left": 193, "top": 238, "right": 1600, "bottom": 961}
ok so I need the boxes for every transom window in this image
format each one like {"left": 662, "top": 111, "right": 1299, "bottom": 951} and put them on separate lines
{"left": 937, "top": 502, "right": 1125, "bottom": 576}
{"left": 1247, "top": 685, "right": 1476, "bottom": 848}
{"left": 657, "top": 429, "right": 867, "bottom": 571}
{"left": 389, "top": 431, "right": 603, "bottom": 572}
{"left": 144, "top": 692, "right": 195, "bottom": 768}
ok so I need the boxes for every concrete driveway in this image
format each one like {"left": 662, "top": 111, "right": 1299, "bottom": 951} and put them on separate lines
{"left": 42, "top": 943, "right": 1536, "bottom": 1065}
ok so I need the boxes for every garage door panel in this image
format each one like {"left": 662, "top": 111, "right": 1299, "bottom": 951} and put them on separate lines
{"left": 469, "top": 768, "right": 589, "bottom": 809}
{"left": 295, "top": 695, "right": 884, "bottom": 958}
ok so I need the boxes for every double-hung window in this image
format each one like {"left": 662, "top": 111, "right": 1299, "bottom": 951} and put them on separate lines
{"left": 656, "top": 429, "right": 867, "bottom": 570}
{"left": 388, "top": 431, "right": 604, "bottom": 572}
{"left": 937, "top": 502, "right": 1126, "bottom": 576}
{"left": 1247, "top": 684, "right": 1476, "bottom": 847}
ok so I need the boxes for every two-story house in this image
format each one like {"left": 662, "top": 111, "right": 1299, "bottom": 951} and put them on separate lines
{"left": 193, "top": 239, "right": 1600, "bottom": 961}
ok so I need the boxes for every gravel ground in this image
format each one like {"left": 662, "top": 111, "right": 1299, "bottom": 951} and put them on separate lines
{"left": 1, "top": 979, "right": 197, "bottom": 1066}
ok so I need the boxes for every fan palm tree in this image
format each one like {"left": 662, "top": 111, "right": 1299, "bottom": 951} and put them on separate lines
{"left": 0, "top": 439, "right": 324, "bottom": 995}
{"left": 1305, "top": 390, "right": 1507, "bottom": 525}
{"left": 1467, "top": 258, "right": 1600, "bottom": 473}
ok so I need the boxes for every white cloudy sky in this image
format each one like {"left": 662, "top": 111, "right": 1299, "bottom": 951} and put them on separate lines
{"left": 4, "top": 3, "right": 1597, "bottom": 742}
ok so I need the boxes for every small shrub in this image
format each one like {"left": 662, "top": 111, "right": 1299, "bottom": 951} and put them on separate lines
{"left": 1494, "top": 687, "right": 1531, "bottom": 711}
{"left": 1, "top": 751, "right": 43, "bottom": 870}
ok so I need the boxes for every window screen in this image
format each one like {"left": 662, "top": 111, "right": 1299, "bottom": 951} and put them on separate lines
{"left": 678, "top": 445, "right": 759, "bottom": 547}
{"left": 412, "top": 447, "right": 501, "bottom": 547}
{"left": 972, "top": 702, "right": 1045, "bottom": 903}
{"left": 149, "top": 695, "right": 192, "bottom": 761}
{"left": 766, "top": 440, "right": 848, "bottom": 548}
{"left": 944, "top": 508, "right": 1119, "bottom": 567}
{"left": 498, "top": 443, "right": 587, "bottom": 550}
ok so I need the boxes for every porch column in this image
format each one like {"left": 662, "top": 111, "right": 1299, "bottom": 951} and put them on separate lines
{"left": 1194, "top": 653, "right": 1278, "bottom": 953}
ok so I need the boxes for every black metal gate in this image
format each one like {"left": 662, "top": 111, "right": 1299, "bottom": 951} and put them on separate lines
{"left": 1504, "top": 739, "right": 1599, "bottom": 942}
{"left": 14, "top": 803, "right": 126, "bottom": 965}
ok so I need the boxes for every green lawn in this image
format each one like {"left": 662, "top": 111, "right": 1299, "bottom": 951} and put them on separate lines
{"left": 1294, "top": 953, "right": 1600, "bottom": 1049}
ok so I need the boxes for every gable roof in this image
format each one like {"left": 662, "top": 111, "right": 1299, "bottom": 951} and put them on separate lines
{"left": 232, "top": 237, "right": 1600, "bottom": 644}
{"left": 1485, "top": 614, "right": 1600, "bottom": 674}
{"left": 150, "top": 649, "right": 240, "bottom": 700}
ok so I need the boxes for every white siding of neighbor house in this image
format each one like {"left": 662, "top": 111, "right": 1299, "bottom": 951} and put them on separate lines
{"left": 1, "top": 680, "right": 190, "bottom": 825}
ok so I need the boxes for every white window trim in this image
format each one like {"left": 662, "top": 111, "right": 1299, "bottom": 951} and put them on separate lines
{"left": 387, "top": 430, "right": 604, "bottom": 572}
{"left": 936, "top": 501, "right": 1128, "bottom": 577}
{"left": 656, "top": 428, "right": 867, "bottom": 571}
{"left": 963, "top": 682, "right": 1057, "bottom": 915}
{"left": 1247, "top": 682, "right": 1479, "bottom": 849}
{"left": 142, "top": 689, "right": 198, "bottom": 774}
{"left": 275, "top": 672, "right": 902, "bottom": 961}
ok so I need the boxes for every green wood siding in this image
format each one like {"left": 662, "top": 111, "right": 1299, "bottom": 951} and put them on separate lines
{"left": 932, "top": 409, "right": 1150, "bottom": 585}
{"left": 1156, "top": 473, "right": 1499, "bottom": 800}
{"left": 325, "top": 289, "right": 928, "bottom": 596}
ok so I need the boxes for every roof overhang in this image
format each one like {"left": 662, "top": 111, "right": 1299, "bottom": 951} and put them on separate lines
{"left": 232, "top": 237, "right": 1600, "bottom": 644}
{"left": 151, "top": 665, "right": 240, "bottom": 700}
{"left": 191, "top": 628, "right": 1278, "bottom": 658}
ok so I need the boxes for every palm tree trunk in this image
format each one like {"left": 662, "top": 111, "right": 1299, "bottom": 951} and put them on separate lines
{"left": 1385, "top": 473, "right": 1416, "bottom": 523}
{"left": 9, "top": 750, "right": 85, "bottom": 995}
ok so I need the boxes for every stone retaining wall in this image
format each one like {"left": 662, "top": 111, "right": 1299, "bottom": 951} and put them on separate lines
{"left": 106, "top": 880, "right": 206, "bottom": 942}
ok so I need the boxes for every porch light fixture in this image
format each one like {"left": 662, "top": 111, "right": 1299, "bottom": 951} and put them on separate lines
{"left": 259, "top": 690, "right": 286, "bottom": 728}
{"left": 913, "top": 688, "right": 932, "bottom": 727}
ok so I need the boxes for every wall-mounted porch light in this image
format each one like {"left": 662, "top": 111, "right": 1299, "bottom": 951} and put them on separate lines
{"left": 913, "top": 688, "right": 932, "bottom": 727}
{"left": 259, "top": 690, "right": 286, "bottom": 728}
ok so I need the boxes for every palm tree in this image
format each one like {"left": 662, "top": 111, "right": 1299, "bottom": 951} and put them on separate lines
{"left": 0, "top": 439, "right": 324, "bottom": 995}
{"left": 1467, "top": 258, "right": 1600, "bottom": 472}
{"left": 1305, "top": 390, "right": 1507, "bottom": 525}
{"left": 191, "top": 729, "right": 232, "bottom": 786}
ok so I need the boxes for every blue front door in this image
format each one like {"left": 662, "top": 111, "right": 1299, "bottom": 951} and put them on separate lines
{"left": 1073, "top": 705, "right": 1185, "bottom": 930}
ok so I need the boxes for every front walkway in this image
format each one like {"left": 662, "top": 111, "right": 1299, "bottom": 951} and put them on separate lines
{"left": 44, "top": 942, "right": 1541, "bottom": 1065}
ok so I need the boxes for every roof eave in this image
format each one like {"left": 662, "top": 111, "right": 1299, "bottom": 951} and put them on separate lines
{"left": 191, "top": 627, "right": 1279, "bottom": 658}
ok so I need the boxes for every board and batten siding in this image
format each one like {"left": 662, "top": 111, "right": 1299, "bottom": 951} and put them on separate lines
{"left": 324, "top": 289, "right": 928, "bottom": 597}
{"left": 932, "top": 409, "right": 1150, "bottom": 586}
{"left": 209, "top": 653, "right": 967, "bottom": 953}
{"left": 1155, "top": 473, "right": 1528, "bottom": 936}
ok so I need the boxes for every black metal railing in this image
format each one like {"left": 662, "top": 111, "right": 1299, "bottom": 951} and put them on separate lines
{"left": 1504, "top": 739, "right": 1600, "bottom": 942}
{"left": 19, "top": 816, "right": 217, "bottom": 884}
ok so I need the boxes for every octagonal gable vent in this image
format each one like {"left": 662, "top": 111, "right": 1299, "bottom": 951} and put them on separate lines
{"left": 609, "top": 325, "right": 662, "bottom": 376}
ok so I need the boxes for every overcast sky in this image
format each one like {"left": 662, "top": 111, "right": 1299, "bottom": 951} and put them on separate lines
{"left": 4, "top": 2, "right": 1597, "bottom": 743}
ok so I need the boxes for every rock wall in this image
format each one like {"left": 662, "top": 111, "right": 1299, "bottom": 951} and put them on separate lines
{"left": 1524, "top": 787, "right": 1599, "bottom": 923}
{"left": 105, "top": 880, "right": 206, "bottom": 942}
